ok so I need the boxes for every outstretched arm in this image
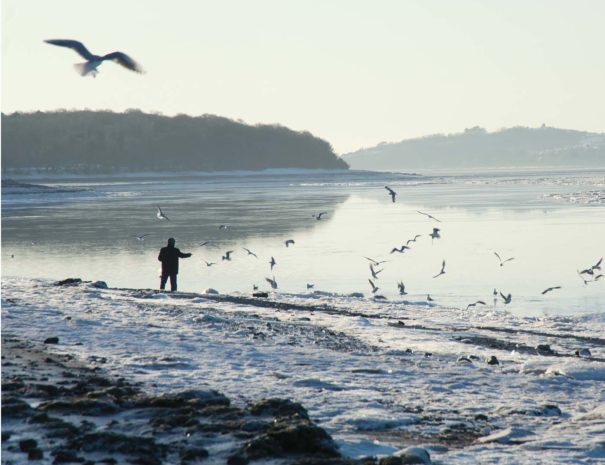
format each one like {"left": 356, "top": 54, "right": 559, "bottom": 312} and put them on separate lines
{"left": 179, "top": 252, "right": 192, "bottom": 258}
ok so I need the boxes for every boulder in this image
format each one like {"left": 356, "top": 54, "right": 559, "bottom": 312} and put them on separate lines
{"left": 54, "top": 278, "right": 82, "bottom": 286}
{"left": 250, "top": 398, "right": 309, "bottom": 419}
{"left": 395, "top": 446, "right": 432, "bottom": 464}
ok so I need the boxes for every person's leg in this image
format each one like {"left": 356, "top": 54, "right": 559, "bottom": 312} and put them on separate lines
{"left": 160, "top": 274, "right": 168, "bottom": 290}
{"left": 170, "top": 274, "right": 177, "bottom": 292}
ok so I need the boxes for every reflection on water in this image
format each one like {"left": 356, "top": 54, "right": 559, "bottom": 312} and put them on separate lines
{"left": 2, "top": 169, "right": 604, "bottom": 316}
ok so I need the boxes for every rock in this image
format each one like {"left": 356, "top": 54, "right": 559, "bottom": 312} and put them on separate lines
{"left": 474, "top": 413, "right": 489, "bottom": 422}
{"left": 469, "top": 355, "right": 481, "bottom": 361}
{"left": 40, "top": 398, "right": 119, "bottom": 416}
{"left": 253, "top": 292, "right": 269, "bottom": 298}
{"left": 203, "top": 288, "right": 219, "bottom": 294}
{"left": 507, "top": 404, "right": 562, "bottom": 417}
{"left": 395, "top": 446, "right": 432, "bottom": 464}
{"left": 44, "top": 337, "right": 60, "bottom": 344}
{"left": 227, "top": 455, "right": 248, "bottom": 465}
{"left": 575, "top": 348, "right": 592, "bottom": 358}
{"left": 536, "top": 344, "right": 556, "bottom": 355}
{"left": 456, "top": 356, "right": 473, "bottom": 364}
{"left": 243, "top": 416, "right": 339, "bottom": 459}
{"left": 19, "top": 438, "right": 38, "bottom": 452}
{"left": 69, "top": 432, "right": 166, "bottom": 457}
{"left": 348, "top": 292, "right": 364, "bottom": 298}
{"left": 52, "top": 449, "right": 85, "bottom": 463}
{"left": 90, "top": 281, "right": 108, "bottom": 289}
{"left": 28, "top": 448, "right": 44, "bottom": 460}
{"left": 379, "top": 457, "right": 403, "bottom": 465}
{"left": 2, "top": 397, "right": 34, "bottom": 417}
{"left": 54, "top": 278, "right": 82, "bottom": 286}
{"left": 144, "top": 389, "right": 230, "bottom": 409}
{"left": 486, "top": 355, "right": 499, "bottom": 365}
{"left": 180, "top": 448, "right": 209, "bottom": 462}
{"left": 250, "top": 398, "right": 309, "bottom": 419}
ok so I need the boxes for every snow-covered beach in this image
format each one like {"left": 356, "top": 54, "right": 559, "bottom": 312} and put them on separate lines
{"left": 2, "top": 276, "right": 604, "bottom": 464}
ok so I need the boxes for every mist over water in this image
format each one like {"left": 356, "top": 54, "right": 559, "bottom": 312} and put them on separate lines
{"left": 2, "top": 169, "right": 604, "bottom": 316}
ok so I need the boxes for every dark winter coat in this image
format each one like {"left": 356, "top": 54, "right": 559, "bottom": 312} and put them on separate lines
{"left": 158, "top": 245, "right": 191, "bottom": 275}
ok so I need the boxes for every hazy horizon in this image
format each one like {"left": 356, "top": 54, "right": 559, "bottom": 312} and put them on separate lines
{"left": 3, "top": 0, "right": 605, "bottom": 153}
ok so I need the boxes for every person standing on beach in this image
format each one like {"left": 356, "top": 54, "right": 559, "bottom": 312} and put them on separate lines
{"left": 158, "top": 237, "right": 192, "bottom": 292}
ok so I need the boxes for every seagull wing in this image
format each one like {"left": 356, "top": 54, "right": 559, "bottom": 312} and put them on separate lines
{"left": 494, "top": 252, "right": 502, "bottom": 262}
{"left": 593, "top": 257, "right": 603, "bottom": 270}
{"left": 102, "top": 51, "right": 144, "bottom": 73}
{"left": 45, "top": 39, "right": 95, "bottom": 60}
{"left": 503, "top": 257, "right": 515, "bottom": 264}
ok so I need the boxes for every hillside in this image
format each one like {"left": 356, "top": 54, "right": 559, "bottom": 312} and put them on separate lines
{"left": 344, "top": 126, "right": 605, "bottom": 171}
{"left": 1, "top": 110, "right": 348, "bottom": 174}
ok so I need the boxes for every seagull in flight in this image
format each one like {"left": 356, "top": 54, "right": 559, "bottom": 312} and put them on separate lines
{"left": 45, "top": 39, "right": 143, "bottom": 77}
{"left": 390, "top": 245, "right": 410, "bottom": 254}
{"left": 369, "top": 264, "right": 383, "bottom": 279}
{"left": 204, "top": 261, "right": 216, "bottom": 267}
{"left": 368, "top": 279, "right": 379, "bottom": 294}
{"left": 426, "top": 294, "right": 434, "bottom": 302}
{"left": 364, "top": 256, "right": 389, "bottom": 266}
{"left": 466, "top": 300, "right": 486, "bottom": 310}
{"left": 284, "top": 239, "right": 295, "bottom": 247}
{"left": 494, "top": 252, "right": 515, "bottom": 267}
{"left": 579, "top": 257, "right": 603, "bottom": 276}
{"left": 577, "top": 270, "right": 590, "bottom": 285}
{"left": 406, "top": 235, "right": 421, "bottom": 245}
{"left": 269, "top": 256, "right": 276, "bottom": 270}
{"left": 266, "top": 276, "right": 278, "bottom": 290}
{"left": 432, "top": 260, "right": 446, "bottom": 278}
{"left": 312, "top": 212, "right": 328, "bottom": 221}
{"left": 429, "top": 228, "right": 440, "bottom": 243}
{"left": 243, "top": 248, "right": 258, "bottom": 258}
{"left": 542, "top": 286, "right": 561, "bottom": 295}
{"left": 384, "top": 186, "right": 397, "bottom": 203}
{"left": 500, "top": 292, "right": 512, "bottom": 305}
{"left": 199, "top": 241, "right": 212, "bottom": 247}
{"left": 306, "top": 283, "right": 315, "bottom": 290}
{"left": 133, "top": 234, "right": 150, "bottom": 241}
{"left": 156, "top": 206, "right": 170, "bottom": 221}
{"left": 218, "top": 224, "right": 231, "bottom": 230}
{"left": 397, "top": 281, "right": 408, "bottom": 295}
{"left": 222, "top": 250, "right": 234, "bottom": 261}
{"left": 417, "top": 210, "right": 441, "bottom": 222}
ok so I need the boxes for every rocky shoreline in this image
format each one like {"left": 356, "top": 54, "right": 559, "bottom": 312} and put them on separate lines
{"left": 1, "top": 335, "right": 431, "bottom": 465}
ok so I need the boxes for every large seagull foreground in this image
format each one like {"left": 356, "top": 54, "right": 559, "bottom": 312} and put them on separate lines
{"left": 45, "top": 39, "right": 144, "bottom": 77}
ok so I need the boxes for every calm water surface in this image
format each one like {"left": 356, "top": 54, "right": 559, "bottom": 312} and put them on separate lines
{"left": 2, "top": 169, "right": 604, "bottom": 316}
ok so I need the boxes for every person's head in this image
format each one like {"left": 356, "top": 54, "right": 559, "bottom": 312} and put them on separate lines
{"left": 167, "top": 237, "right": 176, "bottom": 246}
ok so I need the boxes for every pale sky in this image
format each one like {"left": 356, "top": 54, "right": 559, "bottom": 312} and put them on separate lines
{"left": 2, "top": 0, "right": 604, "bottom": 153}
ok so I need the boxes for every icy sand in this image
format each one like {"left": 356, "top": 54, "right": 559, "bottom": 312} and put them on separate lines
{"left": 2, "top": 277, "right": 604, "bottom": 464}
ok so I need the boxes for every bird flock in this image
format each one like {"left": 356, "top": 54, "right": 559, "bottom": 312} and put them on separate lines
{"left": 141, "top": 188, "right": 602, "bottom": 312}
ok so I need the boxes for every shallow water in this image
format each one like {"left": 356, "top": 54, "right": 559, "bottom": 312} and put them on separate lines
{"left": 2, "top": 168, "right": 604, "bottom": 316}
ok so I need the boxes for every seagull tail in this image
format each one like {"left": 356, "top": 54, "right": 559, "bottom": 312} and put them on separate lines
{"left": 74, "top": 62, "right": 97, "bottom": 77}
